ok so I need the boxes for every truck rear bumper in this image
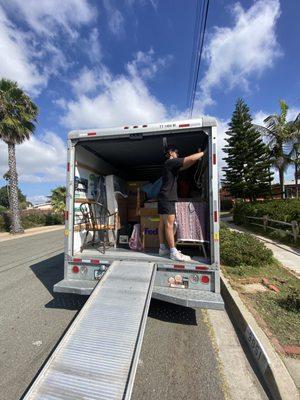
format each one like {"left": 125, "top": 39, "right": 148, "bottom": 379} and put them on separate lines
{"left": 54, "top": 279, "right": 97, "bottom": 295}
{"left": 54, "top": 280, "right": 224, "bottom": 310}
{"left": 152, "top": 286, "right": 224, "bottom": 310}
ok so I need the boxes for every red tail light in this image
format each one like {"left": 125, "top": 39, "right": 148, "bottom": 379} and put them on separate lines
{"left": 91, "top": 259, "right": 100, "bottom": 264}
{"left": 73, "top": 258, "right": 82, "bottom": 263}
{"left": 174, "top": 264, "right": 185, "bottom": 269}
{"left": 87, "top": 131, "right": 96, "bottom": 136}
{"left": 201, "top": 275, "right": 210, "bottom": 284}
{"left": 214, "top": 211, "right": 218, "bottom": 222}
{"left": 195, "top": 265, "right": 208, "bottom": 271}
{"left": 72, "top": 266, "right": 79, "bottom": 273}
{"left": 179, "top": 123, "right": 190, "bottom": 128}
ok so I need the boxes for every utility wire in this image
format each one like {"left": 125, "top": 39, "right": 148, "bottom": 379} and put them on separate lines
{"left": 188, "top": 0, "right": 210, "bottom": 118}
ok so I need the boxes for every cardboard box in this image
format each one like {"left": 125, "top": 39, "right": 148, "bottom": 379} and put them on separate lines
{"left": 141, "top": 214, "right": 160, "bottom": 249}
{"left": 128, "top": 207, "right": 140, "bottom": 223}
{"left": 140, "top": 207, "right": 158, "bottom": 216}
{"left": 144, "top": 201, "right": 158, "bottom": 209}
{"left": 117, "top": 197, "right": 128, "bottom": 226}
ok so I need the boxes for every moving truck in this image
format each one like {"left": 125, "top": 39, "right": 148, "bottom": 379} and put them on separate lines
{"left": 24, "top": 118, "right": 224, "bottom": 400}
{"left": 54, "top": 117, "right": 223, "bottom": 310}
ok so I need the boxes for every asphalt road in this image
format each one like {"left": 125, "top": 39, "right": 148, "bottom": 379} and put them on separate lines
{"left": 0, "top": 230, "right": 232, "bottom": 399}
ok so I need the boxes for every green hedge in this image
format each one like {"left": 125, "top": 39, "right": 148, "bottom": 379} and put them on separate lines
{"left": 0, "top": 211, "right": 64, "bottom": 231}
{"left": 233, "top": 199, "right": 300, "bottom": 225}
{"left": 220, "top": 224, "right": 273, "bottom": 269}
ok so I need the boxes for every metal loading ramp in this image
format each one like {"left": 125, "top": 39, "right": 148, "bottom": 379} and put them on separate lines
{"left": 24, "top": 260, "right": 156, "bottom": 400}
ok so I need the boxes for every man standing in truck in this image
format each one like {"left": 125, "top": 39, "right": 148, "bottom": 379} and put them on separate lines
{"left": 158, "top": 145, "right": 205, "bottom": 261}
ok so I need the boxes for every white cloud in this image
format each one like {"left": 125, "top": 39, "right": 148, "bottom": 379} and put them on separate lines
{"left": 0, "top": 0, "right": 96, "bottom": 95}
{"left": 27, "top": 195, "right": 49, "bottom": 205}
{"left": 61, "top": 50, "right": 173, "bottom": 129}
{"left": 196, "top": 0, "right": 281, "bottom": 113}
{"left": 0, "top": 132, "right": 67, "bottom": 184}
{"left": 127, "top": 48, "right": 173, "bottom": 80}
{"left": 103, "top": 0, "right": 125, "bottom": 36}
{"left": 86, "top": 28, "right": 102, "bottom": 61}
{"left": 0, "top": 6, "right": 46, "bottom": 94}
{"left": 62, "top": 71, "right": 167, "bottom": 129}
{"left": 2, "top": 0, "right": 95, "bottom": 38}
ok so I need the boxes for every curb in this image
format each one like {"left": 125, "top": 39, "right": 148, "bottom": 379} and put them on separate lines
{"left": 0, "top": 225, "right": 65, "bottom": 243}
{"left": 220, "top": 273, "right": 299, "bottom": 400}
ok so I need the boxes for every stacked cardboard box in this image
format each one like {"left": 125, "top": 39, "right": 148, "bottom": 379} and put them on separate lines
{"left": 126, "top": 181, "right": 148, "bottom": 222}
{"left": 140, "top": 207, "right": 160, "bottom": 249}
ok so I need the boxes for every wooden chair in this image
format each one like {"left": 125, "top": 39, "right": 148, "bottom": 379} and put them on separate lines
{"left": 79, "top": 201, "right": 118, "bottom": 253}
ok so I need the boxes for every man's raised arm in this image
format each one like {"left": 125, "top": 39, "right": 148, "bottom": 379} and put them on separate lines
{"left": 181, "top": 150, "right": 205, "bottom": 170}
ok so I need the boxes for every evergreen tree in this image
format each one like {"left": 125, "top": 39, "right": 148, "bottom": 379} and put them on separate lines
{"left": 223, "top": 98, "right": 273, "bottom": 200}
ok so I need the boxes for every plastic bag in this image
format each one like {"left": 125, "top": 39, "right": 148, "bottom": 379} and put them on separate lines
{"left": 129, "top": 223, "right": 143, "bottom": 251}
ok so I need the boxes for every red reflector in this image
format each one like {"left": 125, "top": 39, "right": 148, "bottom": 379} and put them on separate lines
{"left": 213, "top": 154, "right": 216, "bottom": 164}
{"left": 67, "top": 162, "right": 70, "bottom": 172}
{"left": 174, "top": 264, "right": 185, "bottom": 269}
{"left": 195, "top": 265, "right": 208, "bottom": 271}
{"left": 214, "top": 211, "right": 218, "bottom": 222}
{"left": 73, "top": 258, "right": 82, "bottom": 263}
{"left": 124, "top": 126, "right": 129, "bottom": 129}
{"left": 91, "top": 259, "right": 100, "bottom": 264}
{"left": 201, "top": 275, "right": 210, "bottom": 284}
{"left": 179, "top": 123, "right": 190, "bottom": 128}
{"left": 133, "top": 125, "right": 138, "bottom": 128}
{"left": 142, "top": 124, "right": 148, "bottom": 127}
{"left": 72, "top": 265, "right": 79, "bottom": 273}
{"left": 64, "top": 211, "right": 68, "bottom": 220}
{"left": 88, "top": 132, "right": 96, "bottom": 136}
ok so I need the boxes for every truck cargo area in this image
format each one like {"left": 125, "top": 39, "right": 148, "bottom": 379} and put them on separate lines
{"left": 72, "top": 128, "right": 211, "bottom": 262}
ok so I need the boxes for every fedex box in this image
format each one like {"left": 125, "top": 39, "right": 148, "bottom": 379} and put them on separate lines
{"left": 141, "top": 215, "right": 160, "bottom": 249}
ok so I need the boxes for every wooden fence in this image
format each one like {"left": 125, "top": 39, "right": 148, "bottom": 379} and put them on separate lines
{"left": 245, "top": 215, "right": 300, "bottom": 243}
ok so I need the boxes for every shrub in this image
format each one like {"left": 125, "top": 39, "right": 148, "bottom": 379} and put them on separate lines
{"left": 278, "top": 288, "right": 300, "bottom": 313}
{"left": 233, "top": 199, "right": 300, "bottom": 226}
{"left": 21, "top": 213, "right": 47, "bottom": 229}
{"left": 220, "top": 226, "right": 273, "bottom": 268}
{"left": 45, "top": 213, "right": 64, "bottom": 225}
{"left": 0, "top": 214, "right": 5, "bottom": 231}
{"left": 221, "top": 199, "right": 233, "bottom": 211}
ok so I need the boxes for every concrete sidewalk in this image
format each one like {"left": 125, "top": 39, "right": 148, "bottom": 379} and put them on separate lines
{"left": 0, "top": 225, "right": 65, "bottom": 243}
{"left": 222, "top": 216, "right": 300, "bottom": 277}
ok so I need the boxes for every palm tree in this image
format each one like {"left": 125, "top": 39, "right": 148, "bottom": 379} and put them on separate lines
{"left": 51, "top": 186, "right": 66, "bottom": 215}
{"left": 287, "top": 114, "right": 300, "bottom": 197}
{"left": 254, "top": 100, "right": 294, "bottom": 199}
{"left": 0, "top": 79, "right": 38, "bottom": 233}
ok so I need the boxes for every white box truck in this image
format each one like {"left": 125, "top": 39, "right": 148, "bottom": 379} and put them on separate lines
{"left": 54, "top": 117, "right": 223, "bottom": 310}
{"left": 24, "top": 117, "right": 224, "bottom": 400}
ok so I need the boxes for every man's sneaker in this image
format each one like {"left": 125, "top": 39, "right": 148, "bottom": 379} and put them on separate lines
{"left": 159, "top": 248, "right": 170, "bottom": 256}
{"left": 170, "top": 250, "right": 191, "bottom": 262}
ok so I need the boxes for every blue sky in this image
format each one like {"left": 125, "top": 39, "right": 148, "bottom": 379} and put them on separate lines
{"left": 0, "top": 0, "right": 299, "bottom": 203}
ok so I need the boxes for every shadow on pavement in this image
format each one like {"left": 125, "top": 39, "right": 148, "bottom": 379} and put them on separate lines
{"left": 30, "top": 253, "right": 87, "bottom": 311}
{"left": 148, "top": 299, "right": 197, "bottom": 325}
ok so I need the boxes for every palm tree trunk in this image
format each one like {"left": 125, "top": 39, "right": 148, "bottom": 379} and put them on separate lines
{"left": 279, "top": 167, "right": 285, "bottom": 199}
{"left": 7, "top": 142, "right": 24, "bottom": 233}
{"left": 295, "top": 162, "right": 299, "bottom": 198}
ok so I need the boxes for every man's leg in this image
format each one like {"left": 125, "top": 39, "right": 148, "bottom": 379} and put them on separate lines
{"left": 158, "top": 215, "right": 165, "bottom": 245}
{"left": 158, "top": 215, "right": 169, "bottom": 255}
{"left": 164, "top": 214, "right": 176, "bottom": 248}
{"left": 165, "top": 214, "right": 191, "bottom": 261}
